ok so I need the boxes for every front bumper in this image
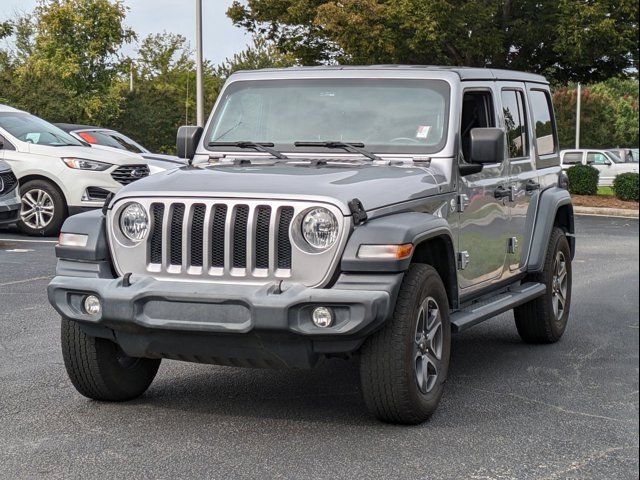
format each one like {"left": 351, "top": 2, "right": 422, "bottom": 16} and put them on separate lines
{"left": 48, "top": 272, "right": 402, "bottom": 367}
{"left": 0, "top": 191, "right": 20, "bottom": 225}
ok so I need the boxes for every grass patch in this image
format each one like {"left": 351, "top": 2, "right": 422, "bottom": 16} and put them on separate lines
{"left": 597, "top": 186, "right": 614, "bottom": 196}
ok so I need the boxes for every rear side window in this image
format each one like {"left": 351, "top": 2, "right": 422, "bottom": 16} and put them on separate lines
{"left": 563, "top": 152, "right": 583, "bottom": 164}
{"left": 587, "top": 152, "right": 609, "bottom": 165}
{"left": 529, "top": 90, "right": 556, "bottom": 155}
{"left": 501, "top": 90, "right": 529, "bottom": 159}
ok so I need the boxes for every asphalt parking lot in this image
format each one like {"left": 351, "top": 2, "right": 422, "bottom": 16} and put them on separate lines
{"left": 0, "top": 215, "right": 638, "bottom": 480}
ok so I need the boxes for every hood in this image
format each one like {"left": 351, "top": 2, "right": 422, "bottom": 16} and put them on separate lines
{"left": 114, "top": 161, "right": 447, "bottom": 214}
{"left": 27, "top": 143, "right": 148, "bottom": 166}
{"left": 141, "top": 153, "right": 184, "bottom": 164}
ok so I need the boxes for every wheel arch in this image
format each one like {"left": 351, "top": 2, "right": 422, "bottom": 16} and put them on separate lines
{"left": 340, "top": 211, "right": 460, "bottom": 309}
{"left": 19, "top": 173, "right": 69, "bottom": 208}
{"left": 527, "top": 187, "right": 574, "bottom": 273}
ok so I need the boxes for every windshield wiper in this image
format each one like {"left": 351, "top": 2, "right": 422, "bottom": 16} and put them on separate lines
{"left": 208, "top": 141, "right": 288, "bottom": 159}
{"left": 294, "top": 141, "right": 382, "bottom": 161}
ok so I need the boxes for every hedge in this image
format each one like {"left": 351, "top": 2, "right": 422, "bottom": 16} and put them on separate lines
{"left": 613, "top": 173, "right": 639, "bottom": 202}
{"left": 566, "top": 165, "right": 599, "bottom": 196}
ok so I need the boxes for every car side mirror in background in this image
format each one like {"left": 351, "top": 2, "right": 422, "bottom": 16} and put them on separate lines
{"left": 469, "top": 128, "right": 505, "bottom": 164}
{"left": 176, "top": 126, "right": 203, "bottom": 160}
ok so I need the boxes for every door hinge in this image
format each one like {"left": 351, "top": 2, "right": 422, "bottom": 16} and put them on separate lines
{"left": 456, "top": 194, "right": 469, "bottom": 213}
{"left": 507, "top": 237, "right": 519, "bottom": 254}
{"left": 457, "top": 251, "right": 470, "bottom": 270}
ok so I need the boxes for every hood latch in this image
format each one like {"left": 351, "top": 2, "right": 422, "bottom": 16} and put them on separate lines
{"left": 348, "top": 198, "right": 368, "bottom": 226}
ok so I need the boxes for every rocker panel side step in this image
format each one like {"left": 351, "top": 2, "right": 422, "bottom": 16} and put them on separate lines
{"left": 451, "top": 282, "right": 546, "bottom": 333}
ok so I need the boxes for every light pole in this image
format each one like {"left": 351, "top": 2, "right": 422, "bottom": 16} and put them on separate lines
{"left": 195, "top": 0, "right": 204, "bottom": 127}
{"left": 575, "top": 83, "right": 581, "bottom": 149}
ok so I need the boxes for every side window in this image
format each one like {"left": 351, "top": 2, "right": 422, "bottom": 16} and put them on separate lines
{"left": 530, "top": 90, "right": 556, "bottom": 155}
{"left": 501, "top": 89, "right": 529, "bottom": 159}
{"left": 563, "top": 152, "right": 583, "bottom": 165}
{"left": 460, "top": 91, "right": 496, "bottom": 162}
{"left": 587, "top": 152, "right": 608, "bottom": 165}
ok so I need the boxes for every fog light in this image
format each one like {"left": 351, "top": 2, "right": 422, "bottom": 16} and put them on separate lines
{"left": 83, "top": 295, "right": 101, "bottom": 316}
{"left": 312, "top": 306, "right": 333, "bottom": 328}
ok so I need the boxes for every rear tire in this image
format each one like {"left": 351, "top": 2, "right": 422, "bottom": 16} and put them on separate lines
{"left": 61, "top": 317, "right": 160, "bottom": 401}
{"left": 514, "top": 227, "right": 572, "bottom": 343}
{"left": 17, "top": 179, "right": 67, "bottom": 236}
{"left": 360, "top": 264, "right": 451, "bottom": 424}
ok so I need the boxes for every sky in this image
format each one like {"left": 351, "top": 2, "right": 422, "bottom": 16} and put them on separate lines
{"left": 0, "top": 0, "right": 250, "bottom": 65}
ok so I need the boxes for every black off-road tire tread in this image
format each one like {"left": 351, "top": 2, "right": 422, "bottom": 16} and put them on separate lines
{"left": 360, "top": 264, "right": 449, "bottom": 424}
{"left": 514, "top": 227, "right": 571, "bottom": 344}
{"left": 18, "top": 179, "right": 68, "bottom": 236}
{"left": 61, "top": 317, "right": 160, "bottom": 401}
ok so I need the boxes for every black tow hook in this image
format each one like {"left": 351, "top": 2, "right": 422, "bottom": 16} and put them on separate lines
{"left": 122, "top": 272, "right": 132, "bottom": 287}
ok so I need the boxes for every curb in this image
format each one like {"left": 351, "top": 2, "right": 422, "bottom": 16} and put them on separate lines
{"left": 573, "top": 206, "right": 639, "bottom": 218}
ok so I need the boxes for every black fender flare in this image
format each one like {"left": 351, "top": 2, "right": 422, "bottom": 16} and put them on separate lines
{"left": 55, "top": 209, "right": 109, "bottom": 262}
{"left": 526, "top": 187, "right": 575, "bottom": 273}
{"left": 341, "top": 212, "right": 455, "bottom": 273}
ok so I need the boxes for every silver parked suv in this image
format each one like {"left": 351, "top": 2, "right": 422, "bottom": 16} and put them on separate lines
{"left": 48, "top": 66, "right": 574, "bottom": 424}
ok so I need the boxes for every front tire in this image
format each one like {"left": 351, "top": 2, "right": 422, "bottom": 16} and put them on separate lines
{"left": 18, "top": 179, "right": 67, "bottom": 236}
{"left": 514, "top": 227, "right": 572, "bottom": 343}
{"left": 360, "top": 264, "right": 451, "bottom": 424}
{"left": 61, "top": 317, "right": 160, "bottom": 401}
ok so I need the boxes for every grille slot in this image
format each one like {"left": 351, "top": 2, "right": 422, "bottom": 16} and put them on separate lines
{"left": 111, "top": 165, "right": 150, "bottom": 185}
{"left": 149, "top": 203, "right": 164, "bottom": 264}
{"left": 232, "top": 205, "right": 249, "bottom": 268}
{"left": 0, "top": 171, "right": 18, "bottom": 195}
{"left": 255, "top": 206, "right": 271, "bottom": 269}
{"left": 211, "top": 205, "right": 227, "bottom": 268}
{"left": 190, "top": 204, "right": 206, "bottom": 267}
{"left": 277, "top": 207, "right": 294, "bottom": 269}
{"left": 169, "top": 204, "right": 185, "bottom": 266}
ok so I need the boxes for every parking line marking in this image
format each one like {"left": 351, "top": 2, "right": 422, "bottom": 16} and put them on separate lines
{"left": 0, "top": 238, "right": 57, "bottom": 244}
{"left": 0, "top": 276, "right": 52, "bottom": 287}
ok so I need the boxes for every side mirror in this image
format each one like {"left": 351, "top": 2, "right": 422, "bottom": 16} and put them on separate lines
{"left": 469, "top": 128, "right": 505, "bottom": 164}
{"left": 176, "top": 126, "right": 203, "bottom": 160}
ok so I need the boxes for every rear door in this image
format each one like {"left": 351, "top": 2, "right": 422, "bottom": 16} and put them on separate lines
{"left": 498, "top": 83, "right": 537, "bottom": 274}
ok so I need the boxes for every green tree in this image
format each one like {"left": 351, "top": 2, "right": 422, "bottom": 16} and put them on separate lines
{"left": 7, "top": 0, "right": 134, "bottom": 124}
{"left": 227, "top": 0, "right": 639, "bottom": 83}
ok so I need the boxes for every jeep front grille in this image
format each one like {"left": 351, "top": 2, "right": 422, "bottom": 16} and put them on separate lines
{"left": 108, "top": 198, "right": 348, "bottom": 287}
{"left": 147, "top": 202, "right": 294, "bottom": 275}
{"left": 111, "top": 165, "right": 150, "bottom": 185}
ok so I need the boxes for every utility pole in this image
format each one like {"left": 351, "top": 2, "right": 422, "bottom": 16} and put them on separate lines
{"left": 575, "top": 83, "right": 581, "bottom": 149}
{"left": 129, "top": 60, "right": 134, "bottom": 93}
{"left": 195, "top": 0, "right": 204, "bottom": 127}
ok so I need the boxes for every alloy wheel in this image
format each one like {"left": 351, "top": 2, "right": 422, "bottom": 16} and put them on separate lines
{"left": 20, "top": 189, "right": 55, "bottom": 230}
{"left": 414, "top": 297, "right": 443, "bottom": 394}
{"left": 551, "top": 251, "right": 568, "bottom": 321}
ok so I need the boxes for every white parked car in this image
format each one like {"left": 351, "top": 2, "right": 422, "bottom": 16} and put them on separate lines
{"left": 560, "top": 149, "right": 639, "bottom": 186}
{"left": 0, "top": 104, "right": 155, "bottom": 236}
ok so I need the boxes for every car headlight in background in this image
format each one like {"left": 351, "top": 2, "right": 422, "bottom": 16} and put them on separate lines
{"left": 301, "top": 207, "right": 339, "bottom": 250}
{"left": 119, "top": 202, "right": 149, "bottom": 242}
{"left": 61, "top": 158, "right": 111, "bottom": 171}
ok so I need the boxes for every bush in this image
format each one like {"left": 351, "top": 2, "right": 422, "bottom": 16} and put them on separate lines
{"left": 613, "top": 173, "right": 639, "bottom": 202}
{"left": 566, "top": 165, "right": 600, "bottom": 195}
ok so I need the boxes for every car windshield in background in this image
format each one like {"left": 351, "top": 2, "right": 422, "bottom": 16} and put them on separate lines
{"left": 206, "top": 79, "right": 450, "bottom": 155}
{"left": 606, "top": 151, "right": 623, "bottom": 163}
{"left": 77, "top": 130, "right": 146, "bottom": 154}
{"left": 0, "top": 113, "right": 83, "bottom": 147}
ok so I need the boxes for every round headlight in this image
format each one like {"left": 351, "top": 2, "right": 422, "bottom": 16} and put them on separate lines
{"left": 119, "top": 202, "right": 149, "bottom": 242}
{"left": 302, "top": 207, "right": 339, "bottom": 250}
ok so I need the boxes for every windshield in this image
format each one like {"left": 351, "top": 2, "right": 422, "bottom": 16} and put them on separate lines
{"left": 605, "top": 151, "right": 623, "bottom": 163}
{"left": 206, "top": 79, "right": 450, "bottom": 155}
{"left": 0, "top": 113, "right": 84, "bottom": 146}
{"left": 77, "top": 130, "right": 147, "bottom": 153}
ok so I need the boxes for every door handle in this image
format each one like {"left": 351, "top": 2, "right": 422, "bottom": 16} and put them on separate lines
{"left": 494, "top": 185, "right": 513, "bottom": 199}
{"left": 525, "top": 180, "right": 541, "bottom": 192}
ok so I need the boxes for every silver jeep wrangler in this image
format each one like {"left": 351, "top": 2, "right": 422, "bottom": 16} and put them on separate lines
{"left": 48, "top": 66, "right": 574, "bottom": 424}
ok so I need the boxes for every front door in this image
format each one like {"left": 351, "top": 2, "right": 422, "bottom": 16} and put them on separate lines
{"left": 457, "top": 86, "right": 511, "bottom": 291}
